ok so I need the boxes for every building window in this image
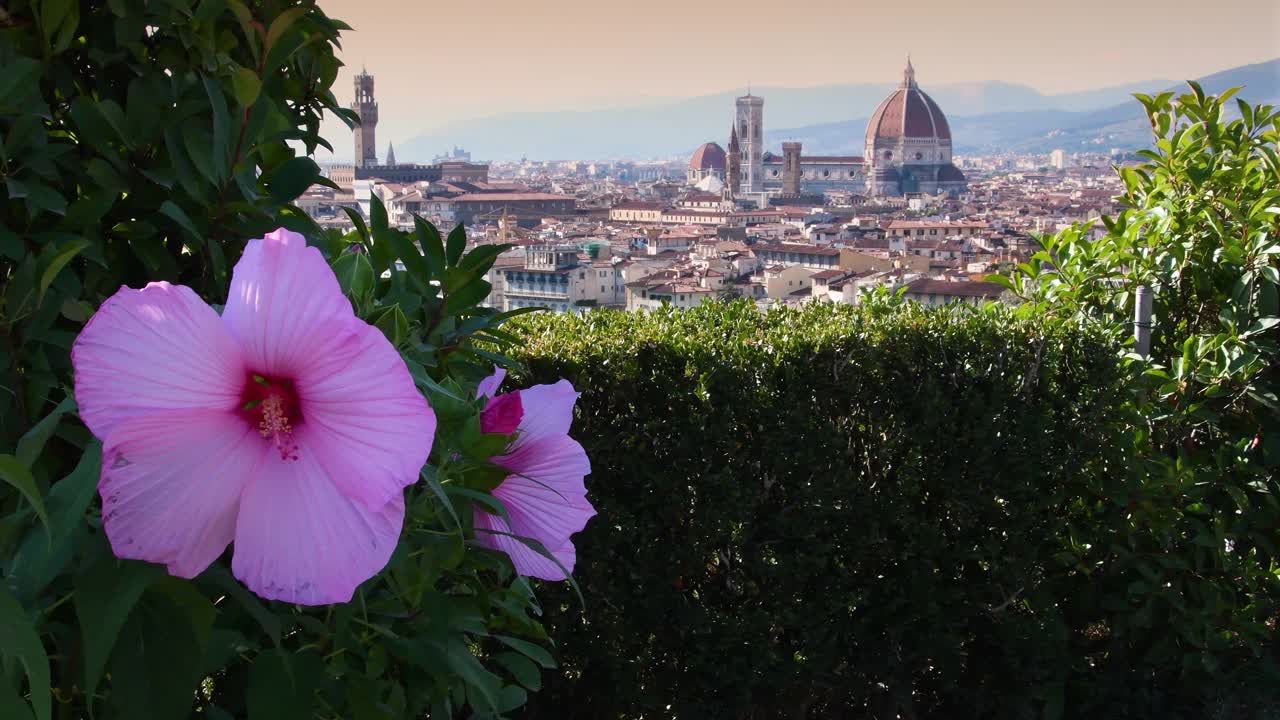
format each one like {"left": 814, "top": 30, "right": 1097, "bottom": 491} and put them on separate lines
{"left": 883, "top": 151, "right": 892, "bottom": 160}
{"left": 914, "top": 152, "right": 923, "bottom": 160}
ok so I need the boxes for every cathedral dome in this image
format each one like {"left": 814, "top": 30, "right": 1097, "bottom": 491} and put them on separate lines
{"left": 689, "top": 142, "right": 727, "bottom": 172}
{"left": 865, "top": 60, "right": 952, "bottom": 145}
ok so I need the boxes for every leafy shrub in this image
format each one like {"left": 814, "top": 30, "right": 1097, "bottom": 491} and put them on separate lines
{"left": 512, "top": 300, "right": 1138, "bottom": 719}
{"left": 996, "top": 84, "right": 1280, "bottom": 717}
{"left": 2, "top": 3, "right": 561, "bottom": 718}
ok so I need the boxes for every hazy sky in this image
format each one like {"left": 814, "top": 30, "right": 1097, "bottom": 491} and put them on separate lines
{"left": 314, "top": 0, "right": 1279, "bottom": 157}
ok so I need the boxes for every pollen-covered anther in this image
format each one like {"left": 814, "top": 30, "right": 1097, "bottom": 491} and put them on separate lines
{"left": 258, "top": 395, "right": 300, "bottom": 461}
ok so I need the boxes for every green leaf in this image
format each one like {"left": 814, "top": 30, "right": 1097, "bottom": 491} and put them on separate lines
{"left": 247, "top": 649, "right": 324, "bottom": 720}
{"left": 331, "top": 251, "right": 375, "bottom": 304}
{"left": 0, "top": 682, "right": 34, "bottom": 720}
{"left": 15, "top": 397, "right": 75, "bottom": 467}
{"left": 7, "top": 178, "right": 67, "bottom": 216}
{"left": 444, "top": 278, "right": 492, "bottom": 315}
{"left": 445, "top": 224, "right": 467, "bottom": 266}
{"left": 107, "top": 579, "right": 216, "bottom": 720}
{"left": 0, "top": 58, "right": 41, "bottom": 110}
{"left": 386, "top": 230, "right": 431, "bottom": 290}
{"left": 37, "top": 238, "right": 89, "bottom": 302}
{"left": 264, "top": 156, "right": 320, "bottom": 203}
{"left": 414, "top": 216, "right": 447, "bottom": 273}
{"left": 226, "top": 0, "right": 261, "bottom": 64}
{"left": 372, "top": 304, "right": 410, "bottom": 347}
{"left": 495, "top": 634, "right": 557, "bottom": 669}
{"left": 0, "top": 585, "right": 49, "bottom": 720}
{"left": 182, "top": 126, "right": 218, "bottom": 184}
{"left": 201, "top": 565, "right": 282, "bottom": 646}
{"left": 343, "top": 208, "right": 370, "bottom": 246}
{"left": 0, "top": 455, "right": 48, "bottom": 535}
{"left": 445, "top": 638, "right": 502, "bottom": 712}
{"left": 458, "top": 243, "right": 510, "bottom": 274}
{"left": 264, "top": 6, "right": 310, "bottom": 54}
{"left": 495, "top": 651, "right": 542, "bottom": 691}
{"left": 7, "top": 444, "right": 101, "bottom": 601}
{"left": 231, "top": 68, "right": 261, "bottom": 108}
{"left": 76, "top": 555, "right": 166, "bottom": 703}
{"left": 158, "top": 200, "right": 201, "bottom": 239}
{"left": 38, "top": 0, "right": 75, "bottom": 49}
{"left": 0, "top": 225, "right": 22, "bottom": 261}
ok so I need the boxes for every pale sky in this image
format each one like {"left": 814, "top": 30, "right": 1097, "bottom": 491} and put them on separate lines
{"left": 314, "top": 0, "right": 1280, "bottom": 156}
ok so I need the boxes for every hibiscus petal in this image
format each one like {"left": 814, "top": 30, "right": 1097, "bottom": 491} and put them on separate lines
{"left": 511, "top": 380, "right": 580, "bottom": 446}
{"left": 295, "top": 321, "right": 436, "bottom": 510}
{"left": 480, "top": 391, "right": 522, "bottom": 435}
{"left": 477, "top": 433, "right": 595, "bottom": 580}
{"left": 476, "top": 367, "right": 506, "bottom": 400}
{"left": 222, "top": 228, "right": 357, "bottom": 379}
{"left": 99, "top": 409, "right": 258, "bottom": 578}
{"left": 73, "top": 282, "right": 245, "bottom": 440}
{"left": 232, "top": 451, "right": 404, "bottom": 605}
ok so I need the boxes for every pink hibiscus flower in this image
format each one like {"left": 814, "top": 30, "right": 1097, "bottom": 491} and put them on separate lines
{"left": 473, "top": 368, "right": 595, "bottom": 581}
{"left": 72, "top": 229, "right": 436, "bottom": 605}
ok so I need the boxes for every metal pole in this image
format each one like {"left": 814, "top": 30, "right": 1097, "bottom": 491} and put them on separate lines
{"left": 1134, "top": 285, "right": 1152, "bottom": 357}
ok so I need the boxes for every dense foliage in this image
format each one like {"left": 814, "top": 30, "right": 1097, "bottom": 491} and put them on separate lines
{"left": 994, "top": 85, "right": 1280, "bottom": 713}
{"left": 513, "top": 300, "right": 1137, "bottom": 719}
{"left": 2, "top": 2, "right": 558, "bottom": 718}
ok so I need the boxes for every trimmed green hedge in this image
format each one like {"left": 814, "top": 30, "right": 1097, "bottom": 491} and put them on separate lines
{"left": 510, "top": 300, "right": 1271, "bottom": 719}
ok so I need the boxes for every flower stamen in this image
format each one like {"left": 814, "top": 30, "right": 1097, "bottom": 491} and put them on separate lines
{"left": 258, "top": 395, "right": 299, "bottom": 461}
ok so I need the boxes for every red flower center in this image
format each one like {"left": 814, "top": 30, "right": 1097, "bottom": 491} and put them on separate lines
{"left": 481, "top": 391, "right": 523, "bottom": 435}
{"left": 241, "top": 374, "right": 302, "bottom": 461}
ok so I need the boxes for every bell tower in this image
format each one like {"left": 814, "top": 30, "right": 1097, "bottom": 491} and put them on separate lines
{"left": 352, "top": 69, "right": 378, "bottom": 168}
{"left": 725, "top": 123, "right": 741, "bottom": 198}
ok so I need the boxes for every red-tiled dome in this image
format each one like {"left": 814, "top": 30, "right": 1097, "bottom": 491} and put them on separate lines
{"left": 689, "top": 142, "right": 727, "bottom": 171}
{"left": 865, "top": 61, "right": 952, "bottom": 144}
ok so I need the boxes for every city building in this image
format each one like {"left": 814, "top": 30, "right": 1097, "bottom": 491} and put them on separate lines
{"left": 900, "top": 278, "right": 1006, "bottom": 306}
{"left": 735, "top": 93, "right": 765, "bottom": 193}
{"left": 351, "top": 69, "right": 378, "bottom": 168}
{"left": 762, "top": 147, "right": 866, "bottom": 195}
{"left": 688, "top": 143, "right": 727, "bottom": 185}
{"left": 434, "top": 146, "right": 472, "bottom": 163}
{"left": 864, "top": 59, "right": 967, "bottom": 197}
{"left": 449, "top": 192, "right": 577, "bottom": 226}
{"left": 492, "top": 245, "right": 625, "bottom": 313}
{"left": 342, "top": 69, "right": 490, "bottom": 188}
{"left": 1050, "top": 149, "right": 1068, "bottom": 170}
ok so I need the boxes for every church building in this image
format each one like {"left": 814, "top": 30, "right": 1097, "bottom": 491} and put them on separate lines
{"left": 863, "top": 59, "right": 967, "bottom": 197}
{"left": 684, "top": 58, "right": 966, "bottom": 200}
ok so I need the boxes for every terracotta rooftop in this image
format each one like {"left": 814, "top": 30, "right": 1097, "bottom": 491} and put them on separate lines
{"left": 903, "top": 279, "right": 1005, "bottom": 298}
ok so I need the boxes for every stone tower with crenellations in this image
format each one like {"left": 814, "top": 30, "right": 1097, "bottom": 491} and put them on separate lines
{"left": 352, "top": 69, "right": 378, "bottom": 168}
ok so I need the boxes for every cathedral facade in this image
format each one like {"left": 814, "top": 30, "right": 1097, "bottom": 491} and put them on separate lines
{"left": 686, "top": 59, "right": 965, "bottom": 200}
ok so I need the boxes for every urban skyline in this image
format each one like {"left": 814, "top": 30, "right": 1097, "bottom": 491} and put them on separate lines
{"left": 314, "top": 0, "right": 1279, "bottom": 159}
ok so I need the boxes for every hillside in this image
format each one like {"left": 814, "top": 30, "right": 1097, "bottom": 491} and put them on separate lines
{"left": 392, "top": 60, "right": 1275, "bottom": 161}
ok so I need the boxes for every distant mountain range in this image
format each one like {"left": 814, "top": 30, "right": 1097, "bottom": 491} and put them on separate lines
{"left": 395, "top": 59, "right": 1278, "bottom": 162}
{"left": 770, "top": 59, "right": 1280, "bottom": 156}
